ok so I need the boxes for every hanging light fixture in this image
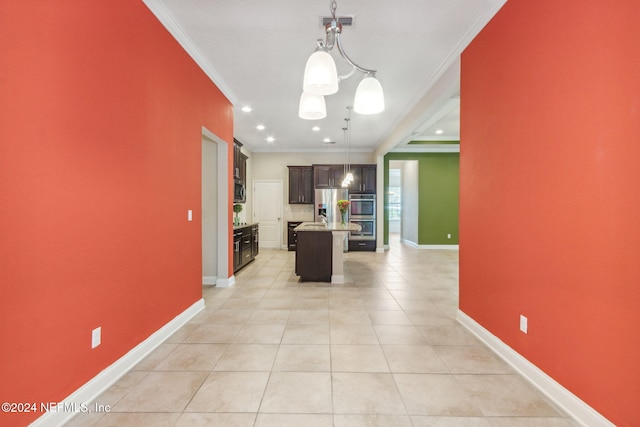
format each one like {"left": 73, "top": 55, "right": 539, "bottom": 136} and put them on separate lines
{"left": 299, "top": 92, "right": 327, "bottom": 120}
{"left": 342, "top": 106, "right": 354, "bottom": 187}
{"left": 298, "top": 0, "right": 384, "bottom": 119}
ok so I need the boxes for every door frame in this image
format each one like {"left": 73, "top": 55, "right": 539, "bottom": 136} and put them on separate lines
{"left": 201, "top": 127, "right": 232, "bottom": 287}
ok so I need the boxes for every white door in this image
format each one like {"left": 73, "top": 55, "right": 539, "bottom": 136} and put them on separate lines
{"left": 253, "top": 181, "right": 283, "bottom": 249}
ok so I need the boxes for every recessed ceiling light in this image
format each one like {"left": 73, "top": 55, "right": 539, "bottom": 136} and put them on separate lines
{"left": 256, "top": 124, "right": 265, "bottom": 130}
{"left": 241, "top": 106, "right": 252, "bottom": 113}
{"left": 266, "top": 136, "right": 275, "bottom": 143}
{"left": 312, "top": 126, "right": 320, "bottom": 131}
{"left": 323, "top": 137, "right": 331, "bottom": 143}
{"left": 435, "top": 129, "right": 444, "bottom": 135}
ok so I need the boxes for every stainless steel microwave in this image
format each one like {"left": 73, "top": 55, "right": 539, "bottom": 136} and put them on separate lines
{"left": 234, "top": 180, "right": 246, "bottom": 203}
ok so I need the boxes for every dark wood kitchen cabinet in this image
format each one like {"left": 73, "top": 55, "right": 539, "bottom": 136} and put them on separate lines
{"left": 287, "top": 221, "right": 303, "bottom": 251}
{"left": 233, "top": 224, "right": 259, "bottom": 272}
{"left": 313, "top": 164, "right": 346, "bottom": 188}
{"left": 288, "top": 166, "right": 313, "bottom": 204}
{"left": 233, "top": 139, "right": 248, "bottom": 203}
{"left": 349, "top": 165, "right": 376, "bottom": 194}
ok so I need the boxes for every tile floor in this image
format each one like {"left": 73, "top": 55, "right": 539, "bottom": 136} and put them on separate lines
{"left": 66, "top": 236, "right": 578, "bottom": 427}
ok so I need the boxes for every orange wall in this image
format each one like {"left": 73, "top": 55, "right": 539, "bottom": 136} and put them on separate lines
{"left": 460, "top": 0, "right": 640, "bottom": 425}
{"left": 0, "top": 1, "right": 233, "bottom": 425}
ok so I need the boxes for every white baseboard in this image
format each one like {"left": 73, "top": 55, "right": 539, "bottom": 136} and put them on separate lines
{"left": 202, "top": 275, "right": 217, "bottom": 285}
{"left": 401, "top": 239, "right": 418, "bottom": 248}
{"left": 376, "top": 247, "right": 385, "bottom": 253}
{"left": 216, "top": 275, "right": 235, "bottom": 288}
{"left": 457, "top": 310, "right": 615, "bottom": 427}
{"left": 417, "top": 244, "right": 459, "bottom": 250}
{"left": 30, "top": 299, "right": 205, "bottom": 427}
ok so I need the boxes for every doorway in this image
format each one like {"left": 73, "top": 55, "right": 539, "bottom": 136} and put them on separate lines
{"left": 389, "top": 160, "right": 419, "bottom": 247}
{"left": 253, "top": 180, "right": 283, "bottom": 249}
{"left": 201, "top": 128, "right": 230, "bottom": 287}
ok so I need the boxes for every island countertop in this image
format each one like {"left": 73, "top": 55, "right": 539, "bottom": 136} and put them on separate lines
{"left": 294, "top": 222, "right": 362, "bottom": 232}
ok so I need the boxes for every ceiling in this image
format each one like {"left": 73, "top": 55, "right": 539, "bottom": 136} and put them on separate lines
{"left": 143, "top": 0, "right": 506, "bottom": 154}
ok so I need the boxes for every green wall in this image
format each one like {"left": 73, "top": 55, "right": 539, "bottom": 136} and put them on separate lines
{"left": 384, "top": 152, "right": 459, "bottom": 246}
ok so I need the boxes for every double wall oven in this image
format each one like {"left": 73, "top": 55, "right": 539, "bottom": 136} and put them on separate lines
{"left": 349, "top": 194, "right": 376, "bottom": 241}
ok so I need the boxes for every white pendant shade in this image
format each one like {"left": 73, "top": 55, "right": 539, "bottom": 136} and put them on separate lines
{"left": 353, "top": 75, "right": 385, "bottom": 114}
{"left": 345, "top": 172, "right": 354, "bottom": 182}
{"left": 298, "top": 92, "right": 326, "bottom": 120}
{"left": 303, "top": 50, "right": 339, "bottom": 95}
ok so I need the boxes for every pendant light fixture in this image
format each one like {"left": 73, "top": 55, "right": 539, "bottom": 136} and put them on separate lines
{"left": 342, "top": 106, "right": 354, "bottom": 187}
{"left": 298, "top": 0, "right": 384, "bottom": 119}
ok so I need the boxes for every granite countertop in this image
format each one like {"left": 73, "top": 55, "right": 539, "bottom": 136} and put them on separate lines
{"left": 294, "top": 222, "right": 362, "bottom": 232}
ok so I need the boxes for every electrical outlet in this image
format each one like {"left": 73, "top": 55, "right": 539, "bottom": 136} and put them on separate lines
{"left": 447, "top": 233, "right": 452, "bottom": 239}
{"left": 92, "top": 327, "right": 101, "bottom": 348}
{"left": 519, "top": 315, "right": 528, "bottom": 334}
{"left": 187, "top": 210, "right": 193, "bottom": 221}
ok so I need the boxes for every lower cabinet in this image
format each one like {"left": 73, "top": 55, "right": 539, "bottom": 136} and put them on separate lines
{"left": 348, "top": 240, "right": 376, "bottom": 252}
{"left": 234, "top": 224, "right": 259, "bottom": 272}
{"left": 287, "top": 221, "right": 302, "bottom": 251}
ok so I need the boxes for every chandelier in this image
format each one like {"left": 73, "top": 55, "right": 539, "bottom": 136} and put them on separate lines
{"left": 298, "top": 0, "right": 385, "bottom": 120}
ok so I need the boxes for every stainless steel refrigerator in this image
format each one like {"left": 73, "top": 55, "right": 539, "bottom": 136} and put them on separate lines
{"left": 315, "top": 188, "right": 349, "bottom": 251}
{"left": 314, "top": 188, "right": 349, "bottom": 224}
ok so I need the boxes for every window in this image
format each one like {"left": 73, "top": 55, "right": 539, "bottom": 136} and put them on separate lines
{"left": 388, "top": 186, "right": 401, "bottom": 220}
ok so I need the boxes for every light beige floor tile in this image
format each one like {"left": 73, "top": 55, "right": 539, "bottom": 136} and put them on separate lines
{"left": 165, "top": 324, "right": 199, "bottom": 343}
{"left": 63, "top": 411, "right": 106, "bottom": 427}
{"left": 154, "top": 343, "right": 227, "bottom": 371}
{"left": 329, "top": 297, "right": 365, "bottom": 309}
{"left": 332, "top": 373, "right": 406, "bottom": 414}
{"left": 205, "top": 309, "right": 253, "bottom": 324}
{"left": 330, "top": 324, "right": 379, "bottom": 344}
{"left": 184, "top": 323, "right": 242, "bottom": 343}
{"left": 111, "top": 371, "right": 208, "bottom": 412}
{"left": 260, "top": 372, "right": 332, "bottom": 413}
{"left": 411, "top": 416, "right": 492, "bottom": 426}
{"left": 334, "top": 414, "right": 413, "bottom": 427}
{"left": 382, "top": 345, "right": 449, "bottom": 373}
{"left": 273, "top": 344, "right": 331, "bottom": 371}
{"left": 362, "top": 298, "right": 403, "bottom": 310}
{"left": 487, "top": 417, "right": 577, "bottom": 427}
{"left": 256, "top": 298, "right": 296, "bottom": 309}
{"left": 248, "top": 309, "right": 291, "bottom": 324}
{"left": 185, "top": 372, "right": 270, "bottom": 412}
{"left": 229, "top": 289, "right": 268, "bottom": 299}
{"left": 433, "top": 346, "right": 512, "bottom": 374}
{"left": 418, "top": 324, "right": 480, "bottom": 345}
{"left": 213, "top": 344, "right": 278, "bottom": 371}
{"left": 374, "top": 325, "right": 429, "bottom": 345}
{"left": 255, "top": 413, "right": 333, "bottom": 427}
{"left": 233, "top": 324, "right": 285, "bottom": 344}
{"left": 133, "top": 344, "right": 177, "bottom": 370}
{"left": 455, "top": 374, "right": 561, "bottom": 417}
{"left": 288, "top": 309, "right": 330, "bottom": 324}
{"left": 281, "top": 324, "right": 330, "bottom": 344}
{"left": 92, "top": 371, "right": 149, "bottom": 407}
{"left": 175, "top": 412, "right": 256, "bottom": 427}
{"left": 405, "top": 310, "right": 454, "bottom": 326}
{"left": 93, "top": 412, "right": 181, "bottom": 427}
{"left": 330, "top": 309, "right": 372, "bottom": 325}
{"left": 293, "top": 297, "right": 329, "bottom": 309}
{"left": 393, "top": 373, "right": 483, "bottom": 416}
{"left": 331, "top": 345, "right": 389, "bottom": 372}
{"left": 368, "top": 310, "right": 413, "bottom": 325}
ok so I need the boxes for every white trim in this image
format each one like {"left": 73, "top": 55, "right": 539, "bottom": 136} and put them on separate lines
{"left": 401, "top": 239, "right": 418, "bottom": 248}
{"left": 31, "top": 299, "right": 205, "bottom": 427}
{"left": 457, "top": 310, "right": 615, "bottom": 427}
{"left": 376, "top": 247, "right": 385, "bottom": 253}
{"left": 141, "top": 0, "right": 238, "bottom": 105}
{"left": 202, "top": 275, "right": 217, "bottom": 285}
{"left": 216, "top": 275, "right": 235, "bottom": 288}
{"left": 417, "top": 244, "right": 459, "bottom": 250}
{"left": 391, "top": 145, "right": 460, "bottom": 153}
{"left": 331, "top": 274, "right": 345, "bottom": 284}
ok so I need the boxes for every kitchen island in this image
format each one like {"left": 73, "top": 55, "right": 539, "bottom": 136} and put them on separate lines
{"left": 294, "top": 222, "right": 361, "bottom": 283}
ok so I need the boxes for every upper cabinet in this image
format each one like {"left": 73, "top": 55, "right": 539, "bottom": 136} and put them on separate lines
{"left": 349, "top": 165, "right": 376, "bottom": 194}
{"left": 288, "top": 166, "right": 313, "bottom": 204}
{"left": 313, "top": 165, "right": 345, "bottom": 188}
{"left": 313, "top": 164, "right": 376, "bottom": 193}
{"left": 233, "top": 139, "right": 248, "bottom": 203}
